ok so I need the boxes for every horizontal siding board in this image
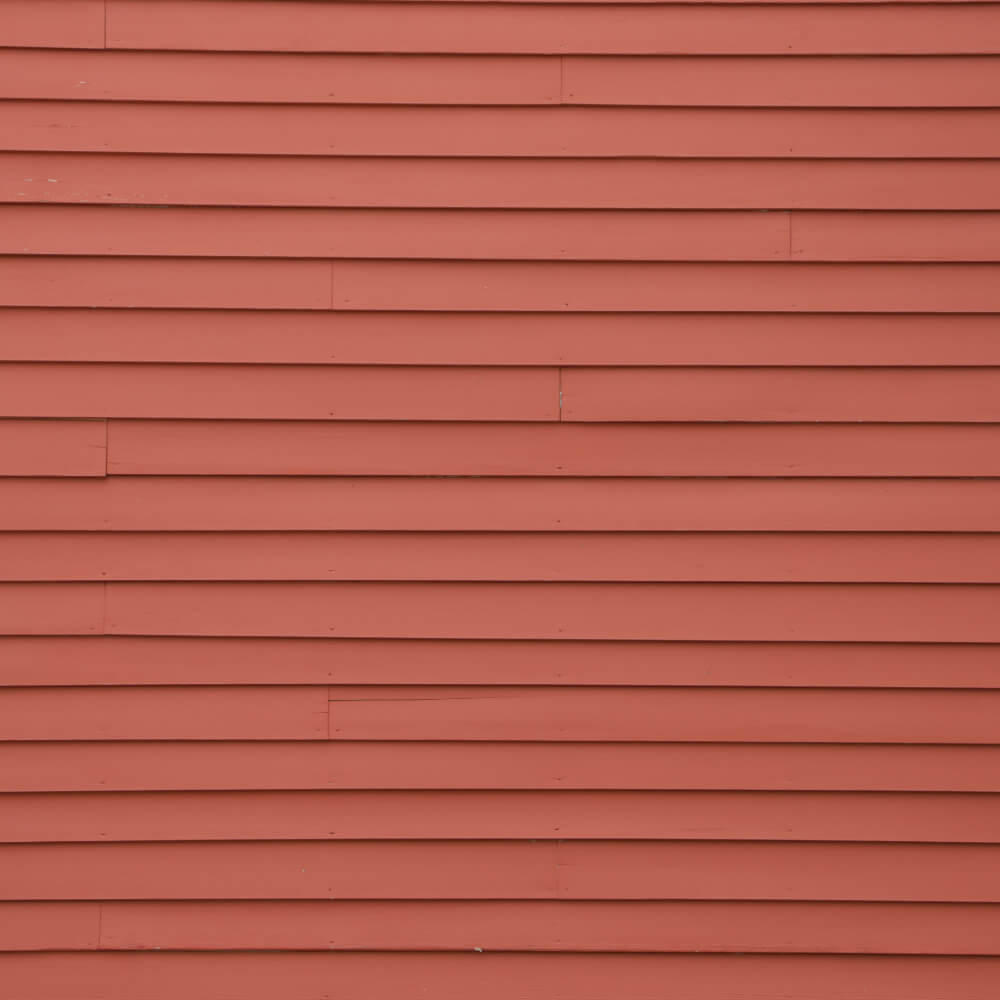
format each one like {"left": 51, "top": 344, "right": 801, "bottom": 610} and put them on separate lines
{"left": 4, "top": 637, "right": 1000, "bottom": 689}
{"left": 7, "top": 742, "right": 1000, "bottom": 793}
{"left": 560, "top": 367, "right": 1000, "bottom": 421}
{"left": 10, "top": 532, "right": 1000, "bottom": 583}
{"left": 0, "top": 365, "right": 559, "bottom": 421}
{"left": 3, "top": 790, "right": 998, "bottom": 843}
{"left": 3, "top": 840, "right": 998, "bottom": 901}
{"left": 104, "top": 422, "right": 1000, "bottom": 476}
{"left": 8, "top": 208, "right": 1000, "bottom": 264}
{"left": 0, "top": 902, "right": 99, "bottom": 952}
{"left": 0, "top": 583, "right": 103, "bottom": 636}
{"left": 0, "top": 687, "right": 329, "bottom": 741}
{"left": 0, "top": 0, "right": 104, "bottom": 48}
{"left": 792, "top": 211, "right": 1000, "bottom": 261}
{"left": 10, "top": 51, "right": 1000, "bottom": 108}
{"left": 98, "top": 581, "right": 1000, "bottom": 642}
{"left": 0, "top": 207, "right": 792, "bottom": 262}
{"left": 7, "top": 478, "right": 1000, "bottom": 533}
{"left": 0, "top": 362, "right": 1000, "bottom": 423}
{"left": 3, "top": 953, "right": 1000, "bottom": 1000}
{"left": 86, "top": 900, "right": 1000, "bottom": 955}
{"left": 0, "top": 258, "right": 330, "bottom": 310}
{"left": 4, "top": 954, "right": 999, "bottom": 1000}
{"left": 8, "top": 153, "right": 1000, "bottom": 210}
{"left": 2, "top": 955, "right": 1000, "bottom": 1000}
{"left": 104, "top": 1, "right": 1000, "bottom": 54}
{"left": 8, "top": 104, "right": 1000, "bottom": 158}
{"left": 330, "top": 261, "right": 1000, "bottom": 313}
{"left": 323, "top": 686, "right": 1000, "bottom": 743}
{"left": 8, "top": 259, "right": 1000, "bottom": 312}
{"left": 0, "top": 51, "right": 560, "bottom": 105}
{"left": 2, "top": 687, "right": 997, "bottom": 744}
{"left": 4, "top": 310, "right": 1000, "bottom": 366}
{"left": 562, "top": 54, "right": 1000, "bottom": 106}
{"left": 15, "top": 897, "right": 1000, "bottom": 956}
{"left": 0, "top": 419, "right": 105, "bottom": 477}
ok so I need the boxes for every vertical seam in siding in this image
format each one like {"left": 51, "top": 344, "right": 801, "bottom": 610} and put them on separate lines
{"left": 329, "top": 260, "right": 336, "bottom": 310}
{"left": 326, "top": 686, "right": 332, "bottom": 739}
{"left": 558, "top": 367, "right": 564, "bottom": 421}
{"left": 558, "top": 55, "right": 565, "bottom": 105}
{"left": 787, "top": 211, "right": 794, "bottom": 260}
{"left": 103, "top": 0, "right": 109, "bottom": 49}
{"left": 96, "top": 902, "right": 104, "bottom": 950}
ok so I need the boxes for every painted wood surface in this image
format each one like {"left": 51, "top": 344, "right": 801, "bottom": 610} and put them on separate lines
{"left": 1, "top": 0, "right": 997, "bottom": 996}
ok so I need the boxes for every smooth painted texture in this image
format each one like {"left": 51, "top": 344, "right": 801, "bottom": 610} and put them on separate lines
{"left": 10, "top": 207, "right": 1000, "bottom": 263}
{"left": 5, "top": 478, "right": 1000, "bottom": 531}
{"left": 0, "top": 419, "right": 106, "bottom": 476}
{"left": 6, "top": 154, "right": 1000, "bottom": 210}
{"left": 3, "top": 953, "right": 1000, "bottom": 1000}
{"left": 8, "top": 531, "right": 1000, "bottom": 582}
{"left": 6, "top": 0, "right": 999, "bottom": 995}
{"left": 0, "top": 364, "right": 559, "bottom": 421}
{"left": 105, "top": 421, "right": 1000, "bottom": 476}
{"left": 5, "top": 742, "right": 1000, "bottom": 792}
{"left": 4, "top": 310, "right": 1000, "bottom": 365}
{"left": 3, "top": 790, "right": 998, "bottom": 843}
{"left": 2, "top": 637, "right": 1000, "bottom": 688}
{"left": 8, "top": 51, "right": 1000, "bottom": 107}
{"left": 104, "top": 2, "right": 1000, "bottom": 54}
{"left": 9, "top": 103, "right": 1000, "bottom": 158}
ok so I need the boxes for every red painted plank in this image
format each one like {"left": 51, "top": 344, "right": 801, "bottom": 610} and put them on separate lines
{"left": 0, "top": 902, "right": 99, "bottom": 952}
{"left": 3, "top": 790, "right": 997, "bottom": 843}
{"left": 101, "top": 581, "right": 1000, "bottom": 642}
{"left": 11, "top": 208, "right": 1000, "bottom": 263}
{"left": 0, "top": 584, "right": 102, "bottom": 636}
{"left": 0, "top": 840, "right": 557, "bottom": 900}
{"left": 0, "top": 687, "right": 328, "bottom": 741}
{"left": 8, "top": 104, "right": 1000, "bottom": 158}
{"left": 8, "top": 532, "right": 1000, "bottom": 583}
{"left": 562, "top": 54, "right": 1000, "bottom": 106}
{"left": 0, "top": 258, "right": 329, "bottom": 310}
{"left": 12, "top": 51, "right": 1000, "bottom": 107}
{"left": 7, "top": 153, "right": 1000, "bottom": 210}
{"left": 322, "top": 686, "right": 1000, "bottom": 743}
{"left": 4, "top": 310, "right": 1000, "bottom": 366}
{"left": 105, "top": 1, "right": 1000, "bottom": 54}
{"left": 10, "top": 259, "right": 1000, "bottom": 313}
{"left": 0, "top": 207, "right": 791, "bottom": 261}
{"left": 5, "top": 952, "right": 1000, "bottom": 1000}
{"left": 0, "top": 51, "right": 560, "bottom": 104}
{"left": 2, "top": 686, "right": 995, "bottom": 744}
{"left": 559, "top": 842, "right": 1000, "bottom": 901}
{"left": 332, "top": 261, "right": 1000, "bottom": 312}
{"left": 0, "top": 0, "right": 104, "bottom": 48}
{"left": 91, "top": 900, "right": 1000, "bottom": 955}
{"left": 2, "top": 840, "right": 996, "bottom": 900}
{"left": 561, "top": 368, "right": 1000, "bottom": 421}
{"left": 104, "top": 421, "right": 1000, "bottom": 476}
{"left": 7, "top": 742, "right": 1000, "bottom": 793}
{"left": 5, "top": 953, "right": 998, "bottom": 1000}
{"left": 0, "top": 419, "right": 105, "bottom": 477}
{"left": 0, "top": 365, "right": 558, "bottom": 421}
{"left": 4, "top": 636, "right": 1000, "bottom": 688}
{"left": 792, "top": 211, "right": 1000, "bottom": 260}
{"left": 7, "top": 478, "right": 1000, "bottom": 532}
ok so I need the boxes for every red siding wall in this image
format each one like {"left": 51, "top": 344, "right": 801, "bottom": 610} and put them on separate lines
{"left": 2, "top": 1, "right": 1000, "bottom": 997}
